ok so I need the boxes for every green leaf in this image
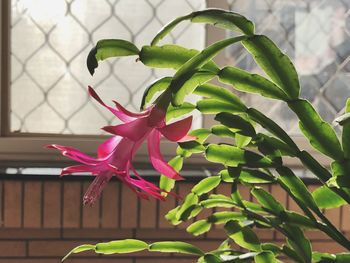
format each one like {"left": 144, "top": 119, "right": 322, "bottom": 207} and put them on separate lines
{"left": 242, "top": 35, "right": 300, "bottom": 99}
{"left": 151, "top": 9, "right": 254, "bottom": 46}
{"left": 284, "top": 225, "right": 312, "bottom": 263}
{"left": 312, "top": 252, "right": 336, "bottom": 262}
{"left": 170, "top": 36, "right": 246, "bottom": 106}
{"left": 178, "top": 141, "right": 205, "bottom": 154}
{"left": 165, "top": 206, "right": 182, "bottom": 225}
{"left": 335, "top": 112, "right": 350, "bottom": 126}
{"left": 282, "top": 211, "right": 316, "bottom": 228}
{"left": 257, "top": 134, "right": 297, "bottom": 157}
{"left": 87, "top": 39, "right": 139, "bottom": 75}
{"left": 166, "top": 102, "right": 196, "bottom": 122}
{"left": 239, "top": 169, "right": 275, "bottom": 184}
{"left": 194, "top": 83, "right": 247, "bottom": 110}
{"left": 288, "top": 99, "right": 343, "bottom": 160}
{"left": 251, "top": 187, "right": 284, "bottom": 215}
{"left": 219, "top": 66, "right": 289, "bottom": 100}
{"left": 190, "top": 128, "right": 212, "bottom": 143}
{"left": 139, "top": 44, "right": 218, "bottom": 72}
{"left": 159, "top": 156, "right": 183, "bottom": 195}
{"left": 343, "top": 98, "right": 350, "bottom": 158}
{"left": 197, "top": 99, "right": 246, "bottom": 114}
{"left": 149, "top": 241, "right": 204, "bottom": 255}
{"left": 225, "top": 221, "right": 261, "bottom": 251}
{"left": 208, "top": 211, "right": 246, "bottom": 224}
{"left": 205, "top": 144, "right": 274, "bottom": 167}
{"left": 62, "top": 244, "right": 95, "bottom": 261}
{"left": 203, "top": 254, "right": 222, "bottom": 263}
{"left": 141, "top": 77, "right": 171, "bottom": 110}
{"left": 192, "top": 176, "right": 221, "bottom": 196}
{"left": 246, "top": 108, "right": 298, "bottom": 151}
{"left": 277, "top": 167, "right": 318, "bottom": 212}
{"left": 336, "top": 253, "right": 350, "bottom": 262}
{"left": 215, "top": 112, "right": 256, "bottom": 137}
{"left": 236, "top": 133, "right": 252, "bottom": 148}
{"left": 312, "top": 185, "right": 347, "bottom": 209}
{"left": 95, "top": 239, "right": 148, "bottom": 254}
{"left": 176, "top": 193, "right": 199, "bottom": 220}
{"left": 211, "top": 125, "right": 236, "bottom": 138}
{"left": 261, "top": 243, "right": 282, "bottom": 254}
{"left": 200, "top": 198, "right": 236, "bottom": 209}
{"left": 255, "top": 251, "right": 278, "bottom": 263}
{"left": 187, "top": 219, "right": 212, "bottom": 236}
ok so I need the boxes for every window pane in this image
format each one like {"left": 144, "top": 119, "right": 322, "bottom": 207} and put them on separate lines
{"left": 10, "top": 0, "right": 205, "bottom": 134}
{"left": 227, "top": 0, "right": 349, "bottom": 134}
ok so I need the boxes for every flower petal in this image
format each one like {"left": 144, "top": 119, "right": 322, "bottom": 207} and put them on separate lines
{"left": 88, "top": 86, "right": 135, "bottom": 122}
{"left": 61, "top": 164, "right": 97, "bottom": 176}
{"left": 97, "top": 136, "right": 122, "bottom": 158}
{"left": 158, "top": 116, "right": 194, "bottom": 142}
{"left": 113, "top": 100, "right": 150, "bottom": 118}
{"left": 147, "top": 130, "right": 183, "bottom": 180}
{"left": 47, "top": 144, "right": 99, "bottom": 165}
{"left": 102, "top": 117, "right": 151, "bottom": 141}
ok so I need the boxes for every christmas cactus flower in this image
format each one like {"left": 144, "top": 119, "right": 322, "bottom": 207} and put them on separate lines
{"left": 48, "top": 86, "right": 194, "bottom": 205}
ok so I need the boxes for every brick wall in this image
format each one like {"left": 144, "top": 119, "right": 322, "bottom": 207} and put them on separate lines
{"left": 0, "top": 176, "right": 349, "bottom": 263}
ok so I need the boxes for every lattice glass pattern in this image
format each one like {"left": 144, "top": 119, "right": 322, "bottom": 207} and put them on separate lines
{"left": 227, "top": 0, "right": 350, "bottom": 134}
{"left": 10, "top": 0, "right": 205, "bottom": 134}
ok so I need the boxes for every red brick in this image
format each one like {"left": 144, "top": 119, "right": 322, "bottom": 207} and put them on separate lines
{"left": 28, "top": 240, "right": 96, "bottom": 257}
{"left": 101, "top": 181, "right": 119, "bottom": 228}
{"left": 311, "top": 241, "right": 344, "bottom": 253}
{"left": 238, "top": 184, "right": 251, "bottom": 201}
{"left": 0, "top": 229, "right": 60, "bottom": 239}
{"left": 270, "top": 184, "right": 287, "bottom": 208}
{"left": 43, "top": 181, "right": 61, "bottom": 228}
{"left": 135, "top": 229, "right": 194, "bottom": 240}
{"left": 0, "top": 260, "right": 58, "bottom": 263}
{"left": 4, "top": 181, "right": 22, "bottom": 227}
{"left": 69, "top": 260, "right": 132, "bottom": 263}
{"left": 341, "top": 205, "right": 350, "bottom": 231}
{"left": 139, "top": 198, "right": 157, "bottom": 228}
{"left": 120, "top": 184, "right": 137, "bottom": 228}
{"left": 63, "top": 181, "right": 81, "bottom": 228}
{"left": 0, "top": 241, "right": 26, "bottom": 257}
{"left": 159, "top": 196, "right": 177, "bottom": 229}
{"left": 62, "top": 228, "right": 132, "bottom": 239}
{"left": 324, "top": 207, "right": 341, "bottom": 228}
{"left": 82, "top": 182, "right": 100, "bottom": 228}
{"left": 136, "top": 259, "right": 193, "bottom": 263}
{"left": 23, "top": 181, "right": 41, "bottom": 228}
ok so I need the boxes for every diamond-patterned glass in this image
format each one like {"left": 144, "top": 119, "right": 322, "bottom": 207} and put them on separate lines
{"left": 10, "top": 0, "right": 206, "bottom": 134}
{"left": 227, "top": 0, "right": 350, "bottom": 135}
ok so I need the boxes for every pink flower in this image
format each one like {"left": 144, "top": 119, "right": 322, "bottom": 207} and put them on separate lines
{"left": 48, "top": 87, "right": 194, "bottom": 205}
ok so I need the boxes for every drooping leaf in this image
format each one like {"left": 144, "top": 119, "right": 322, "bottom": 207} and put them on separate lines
{"left": 242, "top": 35, "right": 300, "bottom": 99}
{"left": 215, "top": 112, "right": 256, "bottom": 137}
{"left": 255, "top": 251, "right": 278, "bottom": 263}
{"left": 95, "top": 239, "right": 148, "bottom": 254}
{"left": 187, "top": 219, "right": 212, "bottom": 236}
{"left": 288, "top": 99, "right": 343, "bottom": 160}
{"left": 139, "top": 44, "right": 218, "bottom": 72}
{"left": 284, "top": 225, "right": 312, "bottom": 263}
{"left": 251, "top": 187, "right": 284, "bottom": 215}
{"left": 246, "top": 108, "right": 298, "bottom": 151}
{"left": 166, "top": 102, "right": 196, "bottom": 122}
{"left": 312, "top": 185, "right": 347, "bottom": 209}
{"left": 277, "top": 167, "right": 318, "bottom": 212}
{"left": 62, "top": 244, "right": 95, "bottom": 261}
{"left": 165, "top": 206, "right": 182, "bottom": 225}
{"left": 312, "top": 252, "right": 336, "bottom": 262}
{"left": 336, "top": 253, "right": 350, "bottom": 262}
{"left": 141, "top": 77, "right": 171, "bottom": 110}
{"left": 178, "top": 141, "right": 205, "bottom": 154}
{"left": 151, "top": 9, "right": 254, "bottom": 46}
{"left": 197, "top": 99, "right": 246, "bottom": 114}
{"left": 238, "top": 169, "right": 275, "bottom": 184}
{"left": 219, "top": 66, "right": 289, "bottom": 100}
{"left": 236, "top": 133, "right": 252, "bottom": 148}
{"left": 208, "top": 211, "right": 246, "bottom": 224}
{"left": 191, "top": 176, "right": 221, "bottom": 196}
{"left": 176, "top": 193, "right": 199, "bottom": 220}
{"left": 203, "top": 253, "right": 222, "bottom": 263}
{"left": 211, "top": 125, "right": 236, "bottom": 138}
{"left": 170, "top": 36, "right": 246, "bottom": 106}
{"left": 200, "top": 198, "right": 236, "bottom": 209}
{"left": 282, "top": 211, "right": 316, "bottom": 228}
{"left": 205, "top": 144, "right": 274, "bottom": 167}
{"left": 149, "top": 241, "right": 204, "bottom": 255}
{"left": 225, "top": 221, "right": 261, "bottom": 251}
{"left": 257, "top": 134, "right": 297, "bottom": 157}
{"left": 159, "top": 156, "right": 183, "bottom": 195}
{"left": 87, "top": 39, "right": 139, "bottom": 75}
{"left": 194, "top": 83, "right": 247, "bottom": 110}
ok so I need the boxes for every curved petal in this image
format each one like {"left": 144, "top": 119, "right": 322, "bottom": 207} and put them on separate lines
{"left": 97, "top": 136, "right": 122, "bottom": 158}
{"left": 83, "top": 171, "right": 113, "bottom": 206}
{"left": 61, "top": 164, "right": 97, "bottom": 176}
{"left": 102, "top": 117, "right": 151, "bottom": 141}
{"left": 88, "top": 86, "right": 134, "bottom": 123}
{"left": 147, "top": 130, "right": 183, "bottom": 180}
{"left": 113, "top": 100, "right": 150, "bottom": 118}
{"left": 47, "top": 144, "right": 99, "bottom": 165}
{"left": 157, "top": 116, "right": 194, "bottom": 142}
